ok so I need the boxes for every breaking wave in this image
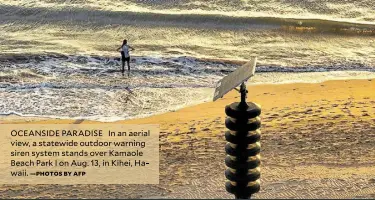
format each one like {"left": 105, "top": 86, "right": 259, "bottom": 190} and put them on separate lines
{"left": 1, "top": 4, "right": 375, "bottom": 35}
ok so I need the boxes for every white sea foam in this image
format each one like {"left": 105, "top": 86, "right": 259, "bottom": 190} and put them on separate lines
{"left": 1, "top": 54, "right": 374, "bottom": 121}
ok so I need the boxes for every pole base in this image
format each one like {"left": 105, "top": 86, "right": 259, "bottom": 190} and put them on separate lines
{"left": 225, "top": 181, "right": 260, "bottom": 199}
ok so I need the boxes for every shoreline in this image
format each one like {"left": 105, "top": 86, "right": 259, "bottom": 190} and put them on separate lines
{"left": 1, "top": 77, "right": 374, "bottom": 124}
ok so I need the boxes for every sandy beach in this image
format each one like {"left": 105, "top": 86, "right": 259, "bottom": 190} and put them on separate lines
{"left": 1, "top": 78, "right": 374, "bottom": 199}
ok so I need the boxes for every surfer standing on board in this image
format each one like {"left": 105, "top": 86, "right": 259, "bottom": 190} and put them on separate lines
{"left": 117, "top": 39, "right": 135, "bottom": 76}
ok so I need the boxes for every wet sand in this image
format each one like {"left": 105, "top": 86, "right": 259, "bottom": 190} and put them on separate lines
{"left": 1, "top": 78, "right": 375, "bottom": 199}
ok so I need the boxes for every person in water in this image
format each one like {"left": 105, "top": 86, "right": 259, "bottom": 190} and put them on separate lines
{"left": 117, "top": 39, "right": 135, "bottom": 75}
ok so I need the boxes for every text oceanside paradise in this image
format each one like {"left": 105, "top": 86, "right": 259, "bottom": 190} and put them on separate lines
{"left": 10, "top": 129, "right": 103, "bottom": 137}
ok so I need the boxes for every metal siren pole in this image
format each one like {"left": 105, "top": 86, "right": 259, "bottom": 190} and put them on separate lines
{"left": 224, "top": 82, "right": 261, "bottom": 199}
{"left": 212, "top": 58, "right": 261, "bottom": 199}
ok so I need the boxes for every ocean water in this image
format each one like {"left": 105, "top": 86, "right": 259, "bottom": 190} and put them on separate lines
{"left": 0, "top": 0, "right": 374, "bottom": 121}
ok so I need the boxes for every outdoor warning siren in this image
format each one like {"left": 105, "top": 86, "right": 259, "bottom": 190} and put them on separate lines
{"left": 212, "top": 57, "right": 261, "bottom": 199}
